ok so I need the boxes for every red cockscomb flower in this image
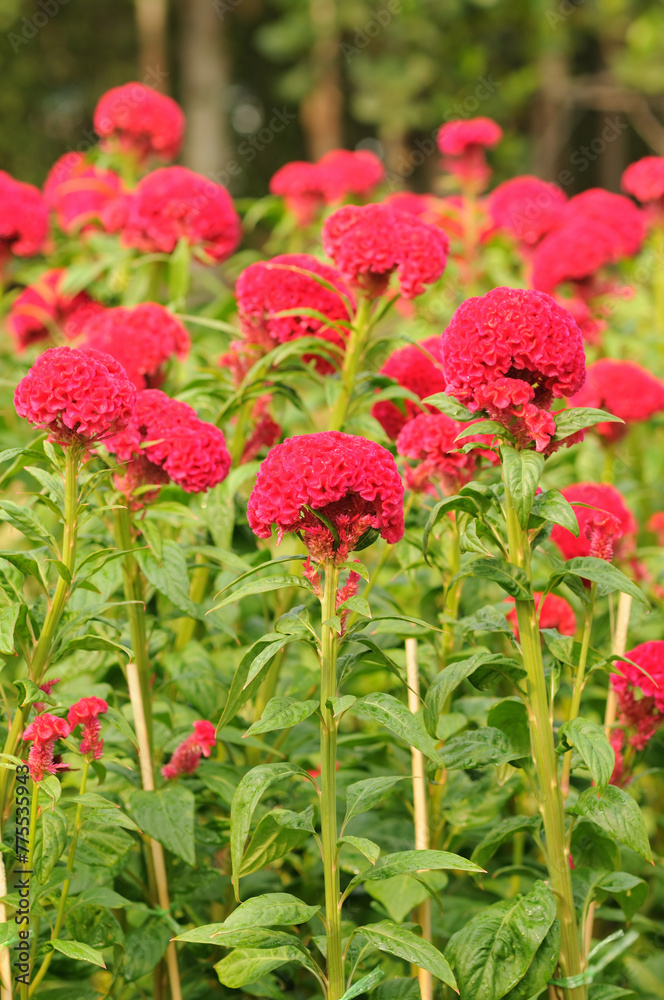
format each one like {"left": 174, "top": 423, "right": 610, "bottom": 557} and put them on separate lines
{"left": 396, "top": 412, "right": 496, "bottom": 494}
{"left": 610, "top": 641, "right": 664, "bottom": 786}
{"left": 507, "top": 592, "right": 577, "bottom": 640}
{"left": 569, "top": 359, "right": 664, "bottom": 442}
{"left": 372, "top": 337, "right": 447, "bottom": 439}
{"left": 441, "top": 287, "right": 586, "bottom": 452}
{"left": 247, "top": 432, "right": 404, "bottom": 564}
{"left": 488, "top": 176, "right": 567, "bottom": 247}
{"left": 14, "top": 347, "right": 136, "bottom": 446}
{"left": 622, "top": 156, "right": 664, "bottom": 207}
{"left": 162, "top": 720, "right": 216, "bottom": 779}
{"left": 0, "top": 170, "right": 48, "bottom": 262}
{"left": 550, "top": 483, "right": 637, "bottom": 562}
{"left": 648, "top": 511, "right": 664, "bottom": 546}
{"left": 23, "top": 714, "right": 70, "bottom": 783}
{"left": 563, "top": 189, "right": 646, "bottom": 259}
{"left": 531, "top": 217, "right": 622, "bottom": 294}
{"left": 269, "top": 161, "right": 326, "bottom": 227}
{"left": 384, "top": 192, "right": 430, "bottom": 217}
{"left": 235, "top": 254, "right": 351, "bottom": 373}
{"left": 7, "top": 269, "right": 105, "bottom": 351}
{"left": 67, "top": 696, "right": 108, "bottom": 759}
{"left": 105, "top": 388, "right": 231, "bottom": 497}
{"left": 93, "top": 82, "right": 185, "bottom": 163}
{"left": 43, "top": 153, "right": 126, "bottom": 234}
{"left": 85, "top": 303, "right": 190, "bottom": 389}
{"left": 122, "top": 167, "right": 241, "bottom": 262}
{"left": 317, "top": 148, "right": 384, "bottom": 202}
{"left": 437, "top": 118, "right": 502, "bottom": 189}
{"left": 322, "top": 204, "right": 449, "bottom": 300}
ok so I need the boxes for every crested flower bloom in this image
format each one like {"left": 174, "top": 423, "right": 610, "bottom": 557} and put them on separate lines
{"left": 550, "top": 483, "right": 637, "bottom": 562}
{"left": 247, "top": 432, "right": 404, "bottom": 564}
{"left": 234, "top": 254, "right": 352, "bottom": 373}
{"left": 648, "top": 511, "right": 664, "bottom": 546}
{"left": 487, "top": 176, "right": 567, "bottom": 247}
{"left": 162, "top": 720, "right": 216, "bottom": 779}
{"left": 384, "top": 192, "right": 431, "bottom": 217}
{"left": 531, "top": 217, "right": 624, "bottom": 294}
{"left": 121, "top": 167, "right": 241, "bottom": 262}
{"left": 14, "top": 347, "right": 136, "bottom": 446}
{"left": 93, "top": 82, "right": 185, "bottom": 163}
{"left": 43, "top": 152, "right": 126, "bottom": 234}
{"left": 622, "top": 156, "right": 664, "bottom": 209}
{"left": 610, "top": 640, "right": 664, "bottom": 784}
{"left": 84, "top": 303, "right": 190, "bottom": 389}
{"left": 67, "top": 696, "right": 109, "bottom": 759}
{"left": 569, "top": 359, "right": 664, "bottom": 442}
{"left": 23, "top": 714, "right": 70, "bottom": 783}
{"left": 437, "top": 117, "right": 502, "bottom": 189}
{"left": 0, "top": 170, "right": 48, "bottom": 262}
{"left": 322, "top": 204, "right": 449, "bottom": 299}
{"left": 7, "top": 269, "right": 105, "bottom": 350}
{"left": 269, "top": 161, "right": 327, "bottom": 227}
{"left": 564, "top": 189, "right": 646, "bottom": 259}
{"left": 396, "top": 412, "right": 497, "bottom": 494}
{"left": 507, "top": 592, "right": 577, "bottom": 640}
{"left": 441, "top": 287, "right": 586, "bottom": 452}
{"left": 372, "top": 336, "right": 447, "bottom": 439}
{"left": 105, "top": 388, "right": 231, "bottom": 498}
{"left": 270, "top": 149, "right": 384, "bottom": 226}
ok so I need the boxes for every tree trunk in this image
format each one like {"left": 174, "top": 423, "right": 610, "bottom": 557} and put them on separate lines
{"left": 300, "top": 0, "right": 343, "bottom": 158}
{"left": 135, "top": 0, "right": 169, "bottom": 90}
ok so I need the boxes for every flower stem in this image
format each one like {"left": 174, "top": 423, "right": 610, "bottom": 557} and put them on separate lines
{"left": 504, "top": 488, "right": 586, "bottom": 1000}
{"left": 561, "top": 584, "right": 597, "bottom": 799}
{"left": 329, "top": 296, "right": 372, "bottom": 432}
{"left": 320, "top": 562, "right": 344, "bottom": 999}
{"left": 28, "top": 760, "right": 90, "bottom": 997}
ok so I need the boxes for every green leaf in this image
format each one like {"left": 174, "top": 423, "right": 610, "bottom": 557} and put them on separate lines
{"left": 472, "top": 815, "right": 542, "bottom": 870}
{"left": 48, "top": 939, "right": 106, "bottom": 968}
{"left": 553, "top": 407, "right": 624, "bottom": 439}
{"left": 137, "top": 540, "right": 200, "bottom": 617}
{"left": 588, "top": 987, "right": 636, "bottom": 999}
{"left": 568, "top": 786, "right": 653, "bottom": 863}
{"left": 502, "top": 920, "right": 560, "bottom": 1000}
{"left": 327, "top": 695, "right": 356, "bottom": 719}
{"left": 0, "top": 500, "right": 56, "bottom": 545}
{"left": 423, "top": 495, "right": 481, "bottom": 563}
{"left": 217, "top": 892, "right": 319, "bottom": 931}
{"left": 217, "top": 634, "right": 294, "bottom": 729}
{"left": 104, "top": 706, "right": 138, "bottom": 750}
{"left": 501, "top": 446, "right": 545, "bottom": 528}
{"left": 468, "top": 558, "right": 532, "bottom": 599}
{"left": 123, "top": 916, "right": 171, "bottom": 981}
{"left": 128, "top": 785, "right": 195, "bottom": 865}
{"left": 244, "top": 697, "right": 318, "bottom": 737}
{"left": 57, "top": 634, "right": 132, "bottom": 659}
{"left": 596, "top": 871, "right": 648, "bottom": 923}
{"left": 230, "top": 763, "right": 313, "bottom": 899}
{"left": 360, "top": 920, "right": 457, "bottom": 990}
{"left": 0, "top": 549, "right": 47, "bottom": 588}
{"left": 446, "top": 880, "right": 556, "bottom": 1000}
{"left": 343, "top": 776, "right": 407, "bottom": 827}
{"left": 558, "top": 718, "right": 614, "bottom": 791}
{"left": 76, "top": 825, "right": 134, "bottom": 867}
{"left": 346, "top": 849, "right": 483, "bottom": 892}
{"left": 440, "top": 727, "right": 521, "bottom": 770}
{"left": 340, "top": 967, "right": 385, "bottom": 1000}
{"left": 240, "top": 807, "right": 314, "bottom": 877}
{"left": 168, "top": 236, "right": 191, "bottom": 305}
{"left": 33, "top": 807, "right": 68, "bottom": 883}
{"left": 554, "top": 558, "right": 648, "bottom": 608}
{"left": 487, "top": 699, "right": 531, "bottom": 758}
{"left": 424, "top": 651, "right": 524, "bottom": 735}
{"left": 212, "top": 574, "right": 313, "bottom": 612}
{"left": 0, "top": 605, "right": 20, "bottom": 655}
{"left": 422, "top": 392, "right": 475, "bottom": 421}
{"left": 13, "top": 678, "right": 49, "bottom": 708}
{"left": 338, "top": 836, "right": 380, "bottom": 865}
{"left": 354, "top": 692, "right": 445, "bottom": 766}
{"left": 214, "top": 945, "right": 317, "bottom": 989}
{"left": 530, "top": 489, "right": 579, "bottom": 535}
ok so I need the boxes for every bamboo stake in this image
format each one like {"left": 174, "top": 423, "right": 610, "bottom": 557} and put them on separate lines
{"left": 405, "top": 638, "right": 433, "bottom": 1000}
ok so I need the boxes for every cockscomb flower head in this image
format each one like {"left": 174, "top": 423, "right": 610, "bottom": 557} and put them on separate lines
{"left": 550, "top": 482, "right": 637, "bottom": 562}
{"left": 322, "top": 204, "right": 449, "bottom": 299}
{"left": 105, "top": 388, "right": 231, "bottom": 499}
{"left": 162, "top": 720, "right": 216, "bottom": 779}
{"left": 372, "top": 337, "right": 447, "bottom": 439}
{"left": 610, "top": 640, "right": 664, "bottom": 782}
{"left": 247, "top": 432, "right": 404, "bottom": 564}
{"left": 43, "top": 152, "right": 126, "bottom": 234}
{"left": 269, "top": 161, "right": 327, "bottom": 226}
{"left": 563, "top": 189, "right": 646, "bottom": 259}
{"left": 235, "top": 254, "right": 351, "bottom": 373}
{"left": 14, "top": 347, "right": 136, "bottom": 446}
{"left": 316, "top": 148, "right": 384, "bottom": 202}
{"left": 441, "top": 286, "right": 586, "bottom": 452}
{"left": 122, "top": 166, "right": 241, "bottom": 262}
{"left": 622, "top": 156, "right": 664, "bottom": 209}
{"left": 7, "top": 269, "right": 105, "bottom": 351}
{"left": 67, "top": 697, "right": 108, "bottom": 759}
{"left": 93, "top": 82, "right": 185, "bottom": 163}
{"left": 85, "top": 303, "right": 190, "bottom": 389}
{"left": 396, "top": 412, "right": 497, "bottom": 494}
{"left": 488, "top": 175, "right": 567, "bottom": 247}
{"left": 0, "top": 170, "right": 48, "bottom": 262}
{"left": 437, "top": 117, "right": 502, "bottom": 189}
{"left": 569, "top": 359, "right": 664, "bottom": 442}
{"left": 531, "top": 217, "right": 622, "bottom": 295}
{"left": 507, "top": 592, "right": 577, "bottom": 640}
{"left": 23, "top": 714, "right": 70, "bottom": 783}
{"left": 648, "top": 511, "right": 664, "bottom": 546}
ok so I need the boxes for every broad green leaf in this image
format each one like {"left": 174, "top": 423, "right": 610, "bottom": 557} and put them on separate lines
{"left": 558, "top": 717, "right": 615, "bottom": 791}
{"left": 338, "top": 836, "right": 380, "bottom": 865}
{"left": 240, "top": 807, "right": 314, "bottom": 876}
{"left": 487, "top": 699, "right": 531, "bottom": 758}
{"left": 360, "top": 920, "right": 457, "bottom": 989}
{"left": 365, "top": 874, "right": 442, "bottom": 924}
{"left": 502, "top": 920, "right": 560, "bottom": 1000}
{"left": 424, "top": 652, "right": 524, "bottom": 735}
{"left": 422, "top": 392, "right": 475, "bottom": 421}
{"left": 588, "top": 987, "right": 636, "bottom": 999}
{"left": 13, "top": 678, "right": 48, "bottom": 708}
{"left": 468, "top": 558, "right": 532, "bottom": 599}
{"left": 471, "top": 815, "right": 542, "bottom": 870}
{"left": 346, "top": 849, "right": 483, "bottom": 893}
{"left": 244, "top": 697, "right": 318, "bottom": 737}
{"left": 554, "top": 558, "right": 648, "bottom": 608}
{"left": 137, "top": 541, "right": 200, "bottom": 617}
{"left": 49, "top": 939, "right": 106, "bottom": 968}
{"left": 327, "top": 695, "right": 356, "bottom": 719}
{"left": 223, "top": 892, "right": 319, "bottom": 931}
{"left": 596, "top": 871, "right": 648, "bottom": 923}
{"left": 553, "top": 407, "right": 623, "bottom": 439}
{"left": 340, "top": 966, "right": 385, "bottom": 1000}
{"left": 33, "top": 807, "right": 68, "bottom": 883}
{"left": 123, "top": 916, "right": 171, "bottom": 981}
{"left": 354, "top": 692, "right": 445, "bottom": 766}
{"left": 568, "top": 786, "right": 653, "bottom": 863}
{"left": 57, "top": 634, "right": 132, "bottom": 658}
{"left": 343, "top": 775, "right": 407, "bottom": 827}
{"left": 215, "top": 945, "right": 317, "bottom": 988}
{"left": 0, "top": 604, "right": 20, "bottom": 654}
{"left": 440, "top": 727, "right": 521, "bottom": 770}
{"left": 230, "top": 763, "right": 313, "bottom": 898}
{"left": 530, "top": 489, "right": 579, "bottom": 535}
{"left": 211, "top": 574, "right": 313, "bottom": 611}
{"left": 128, "top": 785, "right": 195, "bottom": 865}
{"left": 423, "top": 495, "right": 481, "bottom": 563}
{"left": 0, "top": 500, "right": 56, "bottom": 545}
{"left": 501, "top": 446, "right": 544, "bottom": 528}
{"left": 446, "top": 880, "right": 556, "bottom": 1000}
{"left": 218, "top": 634, "right": 294, "bottom": 729}
{"left": 0, "top": 549, "right": 47, "bottom": 588}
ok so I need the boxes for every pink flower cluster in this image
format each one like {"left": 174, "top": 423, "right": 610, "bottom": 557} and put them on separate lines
{"left": 23, "top": 697, "right": 108, "bottom": 781}
{"left": 570, "top": 359, "right": 664, "bottom": 442}
{"left": 441, "top": 286, "right": 586, "bottom": 452}
{"left": 622, "top": 156, "right": 664, "bottom": 208}
{"left": 0, "top": 169, "right": 48, "bottom": 262}
{"left": 93, "top": 82, "right": 185, "bottom": 164}
{"left": 488, "top": 176, "right": 567, "bottom": 247}
{"left": 85, "top": 303, "right": 191, "bottom": 389}
{"left": 14, "top": 346, "right": 136, "bottom": 446}
{"left": 270, "top": 148, "right": 384, "bottom": 226}
{"left": 610, "top": 641, "right": 664, "bottom": 783}
{"left": 507, "top": 592, "right": 577, "bottom": 640}
{"left": 247, "top": 431, "right": 404, "bottom": 563}
{"left": 322, "top": 204, "right": 449, "bottom": 299}
{"left": 372, "top": 337, "right": 447, "bottom": 439}
{"left": 396, "top": 413, "right": 497, "bottom": 494}
{"left": 550, "top": 483, "right": 637, "bottom": 562}
{"left": 437, "top": 117, "right": 502, "bottom": 190}
{"left": 67, "top": 697, "right": 108, "bottom": 760}
{"left": 44, "top": 152, "right": 127, "bottom": 234}
{"left": 161, "top": 721, "right": 216, "bottom": 779}
{"left": 8, "top": 269, "right": 104, "bottom": 350}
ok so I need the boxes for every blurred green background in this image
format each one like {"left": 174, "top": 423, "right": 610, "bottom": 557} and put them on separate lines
{"left": 0, "top": 0, "right": 663, "bottom": 195}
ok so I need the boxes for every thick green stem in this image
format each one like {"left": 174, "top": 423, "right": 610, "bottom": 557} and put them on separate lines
{"left": 561, "top": 585, "right": 597, "bottom": 799}
{"left": 441, "top": 516, "right": 462, "bottom": 666}
{"left": 504, "top": 490, "right": 586, "bottom": 1000}
{"left": 320, "top": 563, "right": 344, "bottom": 999}
{"left": 28, "top": 761, "right": 89, "bottom": 997}
{"left": 329, "top": 297, "right": 372, "bottom": 432}
{"left": 174, "top": 560, "right": 209, "bottom": 653}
